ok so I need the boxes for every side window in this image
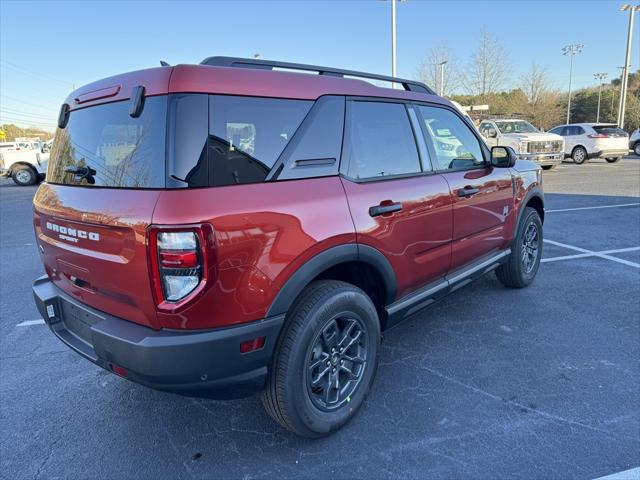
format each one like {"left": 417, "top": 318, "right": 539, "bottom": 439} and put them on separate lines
{"left": 416, "top": 106, "right": 485, "bottom": 171}
{"left": 208, "top": 96, "right": 312, "bottom": 187}
{"left": 575, "top": 126, "right": 585, "bottom": 135}
{"left": 343, "top": 101, "right": 421, "bottom": 180}
{"left": 549, "top": 127, "right": 564, "bottom": 136}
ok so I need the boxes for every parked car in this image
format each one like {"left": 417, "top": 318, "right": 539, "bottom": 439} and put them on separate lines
{"left": 32, "top": 57, "right": 544, "bottom": 437}
{"left": 0, "top": 147, "right": 48, "bottom": 185}
{"left": 478, "top": 119, "right": 564, "bottom": 170}
{"left": 629, "top": 128, "right": 640, "bottom": 156}
{"left": 548, "top": 123, "right": 629, "bottom": 164}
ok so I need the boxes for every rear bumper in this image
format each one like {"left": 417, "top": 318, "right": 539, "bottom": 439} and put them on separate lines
{"left": 516, "top": 152, "right": 563, "bottom": 166}
{"left": 589, "top": 149, "right": 628, "bottom": 159}
{"left": 32, "top": 275, "right": 284, "bottom": 399}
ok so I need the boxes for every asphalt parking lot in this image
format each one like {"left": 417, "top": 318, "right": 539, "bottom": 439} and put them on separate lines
{"left": 1, "top": 157, "right": 639, "bottom": 480}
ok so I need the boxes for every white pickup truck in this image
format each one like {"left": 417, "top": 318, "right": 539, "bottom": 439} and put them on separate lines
{"left": 0, "top": 143, "right": 49, "bottom": 186}
{"left": 478, "top": 119, "right": 564, "bottom": 170}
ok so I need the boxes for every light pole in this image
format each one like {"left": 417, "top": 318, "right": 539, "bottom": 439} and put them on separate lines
{"left": 617, "top": 4, "right": 639, "bottom": 128}
{"left": 382, "top": 0, "right": 405, "bottom": 81}
{"left": 437, "top": 60, "right": 448, "bottom": 96}
{"left": 593, "top": 72, "right": 608, "bottom": 122}
{"left": 562, "top": 43, "right": 584, "bottom": 124}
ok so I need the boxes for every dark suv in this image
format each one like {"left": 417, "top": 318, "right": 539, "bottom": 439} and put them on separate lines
{"left": 32, "top": 57, "right": 544, "bottom": 437}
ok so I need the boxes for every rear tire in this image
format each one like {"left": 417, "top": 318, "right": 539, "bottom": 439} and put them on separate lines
{"left": 634, "top": 142, "right": 640, "bottom": 156}
{"left": 12, "top": 166, "right": 38, "bottom": 186}
{"left": 541, "top": 165, "right": 556, "bottom": 171}
{"left": 605, "top": 157, "right": 621, "bottom": 163}
{"left": 571, "top": 146, "right": 588, "bottom": 164}
{"left": 262, "top": 280, "right": 380, "bottom": 438}
{"left": 496, "top": 207, "right": 543, "bottom": 288}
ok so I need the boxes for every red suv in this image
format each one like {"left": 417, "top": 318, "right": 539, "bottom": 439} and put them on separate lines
{"left": 32, "top": 57, "right": 544, "bottom": 437}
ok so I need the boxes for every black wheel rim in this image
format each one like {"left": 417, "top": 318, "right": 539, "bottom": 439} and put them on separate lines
{"left": 305, "top": 314, "right": 368, "bottom": 411}
{"left": 521, "top": 222, "right": 540, "bottom": 274}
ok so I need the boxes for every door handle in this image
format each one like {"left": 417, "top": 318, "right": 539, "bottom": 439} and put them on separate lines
{"left": 458, "top": 186, "right": 479, "bottom": 197}
{"left": 369, "top": 202, "right": 403, "bottom": 217}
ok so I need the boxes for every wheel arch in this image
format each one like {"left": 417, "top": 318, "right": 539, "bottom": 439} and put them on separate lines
{"left": 9, "top": 162, "right": 38, "bottom": 176}
{"left": 265, "top": 244, "right": 397, "bottom": 323}
{"left": 519, "top": 188, "right": 544, "bottom": 226}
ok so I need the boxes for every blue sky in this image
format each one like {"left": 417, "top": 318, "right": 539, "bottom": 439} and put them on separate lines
{"left": 0, "top": 0, "right": 636, "bottom": 131}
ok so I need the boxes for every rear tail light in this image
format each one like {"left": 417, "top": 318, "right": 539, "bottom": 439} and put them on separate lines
{"left": 148, "top": 224, "right": 215, "bottom": 310}
{"left": 588, "top": 134, "right": 609, "bottom": 138}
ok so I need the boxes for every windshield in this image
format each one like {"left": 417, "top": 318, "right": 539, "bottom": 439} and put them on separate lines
{"left": 47, "top": 97, "right": 167, "bottom": 188}
{"left": 495, "top": 121, "right": 538, "bottom": 134}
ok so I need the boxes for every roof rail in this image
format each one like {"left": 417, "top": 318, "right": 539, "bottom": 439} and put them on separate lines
{"left": 200, "top": 56, "right": 435, "bottom": 95}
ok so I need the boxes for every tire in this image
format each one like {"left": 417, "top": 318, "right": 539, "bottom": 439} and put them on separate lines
{"left": 11, "top": 166, "right": 38, "bottom": 186}
{"left": 634, "top": 142, "right": 640, "bottom": 156}
{"left": 495, "top": 207, "right": 543, "bottom": 288}
{"left": 541, "top": 165, "right": 555, "bottom": 171}
{"left": 605, "top": 157, "right": 621, "bottom": 163}
{"left": 261, "top": 280, "right": 380, "bottom": 438}
{"left": 571, "top": 146, "right": 588, "bottom": 164}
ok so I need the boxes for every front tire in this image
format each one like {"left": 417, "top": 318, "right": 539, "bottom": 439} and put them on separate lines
{"left": 541, "top": 165, "right": 556, "bottom": 171}
{"left": 605, "top": 157, "right": 621, "bottom": 163}
{"left": 571, "top": 146, "right": 588, "bottom": 164}
{"left": 496, "top": 207, "right": 543, "bottom": 288}
{"left": 12, "top": 166, "right": 38, "bottom": 186}
{"left": 634, "top": 142, "right": 640, "bottom": 156}
{"left": 262, "top": 280, "right": 380, "bottom": 438}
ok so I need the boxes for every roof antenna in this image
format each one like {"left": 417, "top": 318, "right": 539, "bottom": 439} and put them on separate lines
{"left": 160, "top": 60, "right": 170, "bottom": 67}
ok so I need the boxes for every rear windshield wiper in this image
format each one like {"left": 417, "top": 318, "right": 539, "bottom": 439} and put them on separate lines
{"left": 64, "top": 165, "right": 97, "bottom": 184}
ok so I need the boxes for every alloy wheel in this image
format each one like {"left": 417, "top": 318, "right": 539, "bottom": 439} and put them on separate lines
{"left": 306, "top": 315, "right": 368, "bottom": 411}
{"left": 521, "top": 222, "right": 540, "bottom": 274}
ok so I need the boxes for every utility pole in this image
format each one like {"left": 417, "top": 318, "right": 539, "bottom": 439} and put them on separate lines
{"left": 391, "top": 0, "right": 397, "bottom": 78}
{"left": 593, "top": 72, "right": 608, "bottom": 123}
{"left": 437, "top": 60, "right": 448, "bottom": 96}
{"left": 562, "top": 44, "right": 584, "bottom": 124}
{"left": 617, "top": 4, "right": 639, "bottom": 128}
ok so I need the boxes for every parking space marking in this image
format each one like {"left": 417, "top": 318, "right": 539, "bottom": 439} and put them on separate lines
{"left": 542, "top": 246, "right": 640, "bottom": 264}
{"left": 16, "top": 319, "right": 45, "bottom": 327}
{"left": 543, "top": 240, "right": 640, "bottom": 268}
{"left": 547, "top": 202, "right": 640, "bottom": 213}
{"left": 593, "top": 466, "right": 640, "bottom": 480}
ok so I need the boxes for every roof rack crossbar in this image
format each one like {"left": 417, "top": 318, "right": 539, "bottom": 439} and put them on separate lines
{"left": 200, "top": 56, "right": 435, "bottom": 95}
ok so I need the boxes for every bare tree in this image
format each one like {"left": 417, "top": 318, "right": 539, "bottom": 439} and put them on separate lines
{"left": 520, "top": 63, "right": 551, "bottom": 104}
{"left": 462, "top": 28, "right": 510, "bottom": 97}
{"left": 415, "top": 42, "right": 460, "bottom": 96}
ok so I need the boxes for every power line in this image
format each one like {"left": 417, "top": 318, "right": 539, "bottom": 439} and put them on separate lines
{"left": 0, "top": 59, "right": 74, "bottom": 87}
{"left": 0, "top": 95, "right": 59, "bottom": 112}
{"left": 0, "top": 114, "right": 56, "bottom": 128}
{"left": 0, "top": 108, "right": 56, "bottom": 121}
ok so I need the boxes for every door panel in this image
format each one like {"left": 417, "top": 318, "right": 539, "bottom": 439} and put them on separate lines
{"left": 413, "top": 104, "right": 514, "bottom": 270}
{"left": 341, "top": 176, "right": 452, "bottom": 299}
{"left": 442, "top": 168, "right": 514, "bottom": 268}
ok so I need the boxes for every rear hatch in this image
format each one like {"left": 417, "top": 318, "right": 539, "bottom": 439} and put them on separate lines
{"left": 33, "top": 92, "right": 168, "bottom": 329}
{"left": 592, "top": 125, "right": 629, "bottom": 152}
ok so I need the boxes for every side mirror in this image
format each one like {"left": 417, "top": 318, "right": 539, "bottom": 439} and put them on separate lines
{"left": 490, "top": 146, "right": 516, "bottom": 168}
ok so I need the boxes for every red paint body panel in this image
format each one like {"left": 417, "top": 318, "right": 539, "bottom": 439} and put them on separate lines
{"left": 33, "top": 184, "right": 162, "bottom": 329}
{"left": 151, "top": 177, "right": 356, "bottom": 329}
{"left": 340, "top": 175, "right": 453, "bottom": 299}
{"left": 442, "top": 167, "right": 515, "bottom": 269}
{"left": 64, "top": 65, "right": 447, "bottom": 110}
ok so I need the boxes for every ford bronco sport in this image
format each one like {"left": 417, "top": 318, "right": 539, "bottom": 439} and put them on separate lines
{"left": 32, "top": 57, "right": 544, "bottom": 437}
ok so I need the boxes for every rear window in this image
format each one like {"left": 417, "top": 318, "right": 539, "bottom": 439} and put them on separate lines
{"left": 47, "top": 97, "right": 166, "bottom": 188}
{"left": 593, "top": 125, "right": 628, "bottom": 136}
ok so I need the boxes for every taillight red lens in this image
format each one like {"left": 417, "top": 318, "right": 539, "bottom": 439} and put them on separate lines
{"left": 148, "top": 225, "right": 214, "bottom": 310}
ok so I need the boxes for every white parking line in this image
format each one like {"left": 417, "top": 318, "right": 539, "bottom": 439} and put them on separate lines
{"left": 542, "top": 246, "right": 640, "bottom": 264}
{"left": 16, "top": 319, "right": 45, "bottom": 327}
{"left": 593, "top": 466, "right": 640, "bottom": 480}
{"left": 547, "top": 203, "right": 640, "bottom": 213}
{"left": 543, "top": 240, "right": 640, "bottom": 268}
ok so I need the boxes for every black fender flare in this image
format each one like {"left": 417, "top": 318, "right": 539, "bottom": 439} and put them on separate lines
{"left": 517, "top": 187, "right": 544, "bottom": 228}
{"left": 265, "top": 243, "right": 396, "bottom": 317}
